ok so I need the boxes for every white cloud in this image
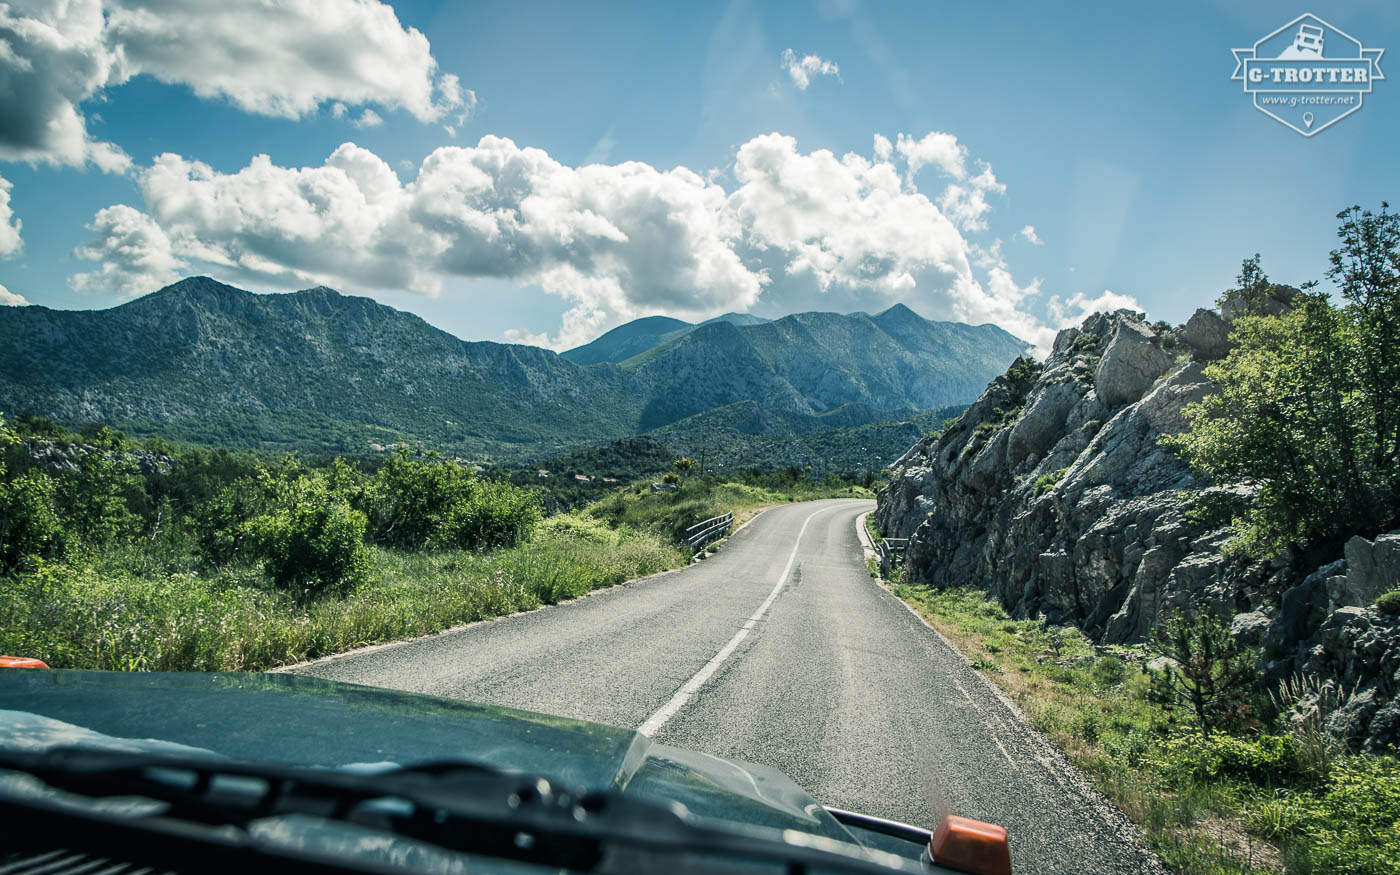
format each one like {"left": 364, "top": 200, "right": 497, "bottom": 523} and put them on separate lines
{"left": 69, "top": 204, "right": 185, "bottom": 297}
{"left": 0, "top": 0, "right": 467, "bottom": 170}
{"left": 72, "top": 130, "right": 1064, "bottom": 352}
{"left": 872, "top": 133, "right": 892, "bottom": 162}
{"left": 0, "top": 282, "right": 28, "bottom": 306}
{"left": 730, "top": 133, "right": 969, "bottom": 295}
{"left": 354, "top": 108, "right": 383, "bottom": 128}
{"left": 1018, "top": 224, "right": 1043, "bottom": 245}
{"left": 1047, "top": 290, "right": 1145, "bottom": 329}
{"left": 780, "top": 49, "right": 840, "bottom": 90}
{"left": 0, "top": 0, "right": 131, "bottom": 171}
{"left": 0, "top": 174, "right": 21, "bottom": 257}
{"left": 895, "top": 131, "right": 965, "bottom": 179}
{"left": 331, "top": 102, "right": 348, "bottom": 119}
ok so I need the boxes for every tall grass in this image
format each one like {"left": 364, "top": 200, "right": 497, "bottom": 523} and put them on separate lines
{"left": 893, "top": 583, "right": 1400, "bottom": 875}
{"left": 0, "top": 514, "right": 683, "bottom": 672}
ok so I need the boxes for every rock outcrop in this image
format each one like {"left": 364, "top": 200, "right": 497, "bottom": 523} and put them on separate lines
{"left": 877, "top": 309, "right": 1262, "bottom": 642}
{"left": 876, "top": 302, "right": 1399, "bottom": 751}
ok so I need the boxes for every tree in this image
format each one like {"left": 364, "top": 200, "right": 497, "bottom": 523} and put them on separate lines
{"left": 1328, "top": 203, "right": 1400, "bottom": 489}
{"left": 1148, "top": 611, "right": 1258, "bottom": 737}
{"left": 241, "top": 471, "right": 370, "bottom": 598}
{"left": 672, "top": 457, "right": 697, "bottom": 473}
{"left": 0, "top": 414, "right": 67, "bottom": 573}
{"left": 1167, "top": 210, "right": 1400, "bottom": 559}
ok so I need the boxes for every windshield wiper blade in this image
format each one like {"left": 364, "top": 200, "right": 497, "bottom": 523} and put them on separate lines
{"left": 0, "top": 747, "right": 921, "bottom": 874}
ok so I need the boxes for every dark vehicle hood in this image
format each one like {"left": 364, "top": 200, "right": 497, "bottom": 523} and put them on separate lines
{"left": 0, "top": 670, "right": 855, "bottom": 844}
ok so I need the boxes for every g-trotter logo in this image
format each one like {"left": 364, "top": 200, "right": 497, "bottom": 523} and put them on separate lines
{"left": 1231, "top": 13, "right": 1385, "bottom": 136}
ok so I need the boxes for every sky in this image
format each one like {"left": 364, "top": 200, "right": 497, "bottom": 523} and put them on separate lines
{"left": 0, "top": 0, "right": 1395, "bottom": 354}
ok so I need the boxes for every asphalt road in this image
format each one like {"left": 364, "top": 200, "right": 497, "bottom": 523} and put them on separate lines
{"left": 286, "top": 499, "right": 1165, "bottom": 874}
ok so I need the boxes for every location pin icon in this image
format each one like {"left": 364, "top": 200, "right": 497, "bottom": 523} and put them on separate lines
{"left": 1303, "top": 112, "right": 1315, "bottom": 129}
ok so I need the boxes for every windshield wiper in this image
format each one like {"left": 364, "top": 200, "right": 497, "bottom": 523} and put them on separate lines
{"left": 0, "top": 747, "right": 923, "bottom": 874}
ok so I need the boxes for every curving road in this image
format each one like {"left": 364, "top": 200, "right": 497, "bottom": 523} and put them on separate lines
{"left": 285, "top": 499, "right": 1165, "bottom": 873}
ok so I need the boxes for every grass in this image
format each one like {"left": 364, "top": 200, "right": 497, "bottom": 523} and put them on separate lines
{"left": 1, "top": 478, "right": 868, "bottom": 673}
{"left": 0, "top": 513, "right": 684, "bottom": 672}
{"left": 586, "top": 477, "right": 872, "bottom": 543}
{"left": 892, "top": 583, "right": 1400, "bottom": 875}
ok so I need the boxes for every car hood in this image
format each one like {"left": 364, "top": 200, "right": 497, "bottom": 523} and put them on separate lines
{"left": 0, "top": 670, "right": 854, "bottom": 844}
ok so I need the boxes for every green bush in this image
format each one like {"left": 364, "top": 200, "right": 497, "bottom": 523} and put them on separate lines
{"left": 1166, "top": 207, "right": 1400, "bottom": 560}
{"left": 1286, "top": 755, "right": 1400, "bottom": 874}
{"left": 1148, "top": 610, "right": 1259, "bottom": 736}
{"left": 432, "top": 478, "right": 541, "bottom": 551}
{"left": 1375, "top": 588, "right": 1400, "bottom": 616}
{"left": 1160, "top": 731, "right": 1302, "bottom": 786}
{"left": 0, "top": 470, "right": 67, "bottom": 573}
{"left": 1032, "top": 466, "right": 1069, "bottom": 496}
{"left": 361, "top": 449, "right": 539, "bottom": 551}
{"left": 242, "top": 474, "right": 370, "bottom": 598}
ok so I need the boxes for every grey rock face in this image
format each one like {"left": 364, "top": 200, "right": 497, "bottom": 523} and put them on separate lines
{"left": 1297, "top": 606, "right": 1400, "bottom": 752}
{"left": 1178, "top": 309, "right": 1231, "bottom": 362}
{"left": 1093, "top": 319, "right": 1174, "bottom": 407}
{"left": 1343, "top": 534, "right": 1400, "bottom": 607}
{"left": 876, "top": 303, "right": 1400, "bottom": 751}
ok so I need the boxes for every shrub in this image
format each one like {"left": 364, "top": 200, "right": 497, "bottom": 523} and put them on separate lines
{"left": 0, "top": 470, "right": 67, "bottom": 573}
{"left": 1160, "top": 731, "right": 1301, "bottom": 785}
{"left": 1032, "top": 466, "right": 1069, "bottom": 496}
{"left": 432, "top": 478, "right": 541, "bottom": 551}
{"left": 1091, "top": 655, "right": 1127, "bottom": 688}
{"left": 1376, "top": 588, "right": 1400, "bottom": 616}
{"left": 242, "top": 474, "right": 370, "bottom": 598}
{"left": 362, "top": 450, "right": 540, "bottom": 551}
{"left": 1148, "top": 610, "right": 1259, "bottom": 736}
{"left": 1167, "top": 207, "right": 1400, "bottom": 560}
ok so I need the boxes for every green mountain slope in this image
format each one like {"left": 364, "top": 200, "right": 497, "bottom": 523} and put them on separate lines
{"left": 0, "top": 277, "right": 1026, "bottom": 459}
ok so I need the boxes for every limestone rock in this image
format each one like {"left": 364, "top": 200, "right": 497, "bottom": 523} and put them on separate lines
{"left": 1093, "top": 320, "right": 1174, "bottom": 407}
{"left": 1179, "top": 308, "right": 1231, "bottom": 361}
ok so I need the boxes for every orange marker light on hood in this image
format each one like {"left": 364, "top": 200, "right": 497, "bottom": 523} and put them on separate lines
{"left": 0, "top": 656, "right": 49, "bottom": 669}
{"left": 930, "top": 814, "right": 1012, "bottom": 875}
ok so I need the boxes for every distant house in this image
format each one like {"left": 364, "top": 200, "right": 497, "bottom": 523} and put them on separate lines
{"left": 574, "top": 474, "right": 592, "bottom": 482}
{"left": 369, "top": 442, "right": 386, "bottom": 452}
{"left": 471, "top": 465, "right": 485, "bottom": 472}
{"left": 538, "top": 469, "right": 550, "bottom": 477}
{"left": 601, "top": 477, "right": 618, "bottom": 483}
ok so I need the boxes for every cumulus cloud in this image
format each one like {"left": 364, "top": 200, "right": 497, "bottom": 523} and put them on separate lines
{"left": 1018, "top": 224, "right": 1043, "bottom": 245}
{"left": 69, "top": 204, "right": 185, "bottom": 297}
{"left": 0, "top": 175, "right": 21, "bottom": 257}
{"left": 0, "top": 0, "right": 468, "bottom": 169}
{"left": 0, "top": 282, "right": 28, "bottom": 306}
{"left": 895, "top": 131, "right": 966, "bottom": 179}
{"left": 71, "top": 130, "right": 1087, "bottom": 352}
{"left": 780, "top": 49, "right": 840, "bottom": 90}
{"left": 1047, "top": 290, "right": 1145, "bottom": 329}
{"left": 895, "top": 132, "right": 1004, "bottom": 231}
{"left": 70, "top": 138, "right": 762, "bottom": 348}
{"left": 730, "top": 133, "right": 971, "bottom": 296}
{"left": 354, "top": 109, "right": 384, "bottom": 128}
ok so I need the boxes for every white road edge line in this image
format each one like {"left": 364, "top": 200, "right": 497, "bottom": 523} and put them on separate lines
{"left": 637, "top": 504, "right": 838, "bottom": 737}
{"left": 854, "top": 511, "right": 1019, "bottom": 771}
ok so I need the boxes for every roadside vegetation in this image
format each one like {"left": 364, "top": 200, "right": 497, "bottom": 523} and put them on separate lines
{"left": 892, "top": 585, "right": 1398, "bottom": 875}
{"left": 871, "top": 206, "right": 1400, "bottom": 875}
{"left": 0, "top": 414, "right": 867, "bottom": 672}
{"left": 1165, "top": 204, "right": 1400, "bottom": 563}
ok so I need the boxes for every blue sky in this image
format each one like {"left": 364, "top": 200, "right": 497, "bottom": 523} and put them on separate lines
{"left": 0, "top": 0, "right": 1395, "bottom": 352}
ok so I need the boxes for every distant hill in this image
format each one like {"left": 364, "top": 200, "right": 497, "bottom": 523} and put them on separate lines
{"left": 622, "top": 304, "right": 1027, "bottom": 430}
{"left": 560, "top": 311, "right": 771, "bottom": 365}
{"left": 558, "top": 315, "right": 692, "bottom": 365}
{"left": 0, "top": 277, "right": 1027, "bottom": 458}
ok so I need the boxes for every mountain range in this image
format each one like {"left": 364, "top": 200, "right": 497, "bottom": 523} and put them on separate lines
{"left": 0, "top": 277, "right": 1028, "bottom": 460}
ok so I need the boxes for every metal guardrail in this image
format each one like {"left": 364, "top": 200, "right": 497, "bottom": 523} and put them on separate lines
{"left": 685, "top": 512, "right": 734, "bottom": 551}
{"left": 876, "top": 537, "right": 909, "bottom": 577}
